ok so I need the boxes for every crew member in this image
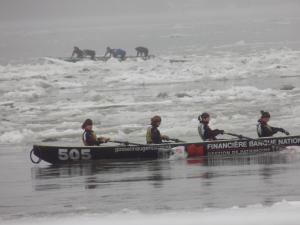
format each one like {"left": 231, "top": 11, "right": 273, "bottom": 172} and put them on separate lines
{"left": 72, "top": 46, "right": 96, "bottom": 60}
{"left": 81, "top": 119, "right": 110, "bottom": 146}
{"left": 104, "top": 47, "right": 126, "bottom": 60}
{"left": 198, "top": 112, "right": 224, "bottom": 141}
{"left": 146, "top": 115, "right": 169, "bottom": 144}
{"left": 257, "top": 111, "right": 289, "bottom": 137}
{"left": 135, "top": 46, "right": 149, "bottom": 58}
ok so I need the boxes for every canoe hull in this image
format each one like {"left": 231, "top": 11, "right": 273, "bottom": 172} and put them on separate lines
{"left": 32, "top": 135, "right": 300, "bottom": 164}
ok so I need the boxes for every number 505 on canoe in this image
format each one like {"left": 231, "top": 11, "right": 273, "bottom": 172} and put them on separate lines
{"left": 58, "top": 148, "right": 91, "bottom": 160}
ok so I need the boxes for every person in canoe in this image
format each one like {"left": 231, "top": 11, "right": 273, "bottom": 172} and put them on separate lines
{"left": 257, "top": 111, "right": 290, "bottom": 137}
{"left": 146, "top": 115, "right": 170, "bottom": 144}
{"left": 198, "top": 112, "right": 224, "bottom": 141}
{"left": 135, "top": 46, "right": 149, "bottom": 58}
{"left": 72, "top": 46, "right": 96, "bottom": 60}
{"left": 81, "top": 119, "right": 110, "bottom": 146}
{"left": 104, "top": 47, "right": 126, "bottom": 60}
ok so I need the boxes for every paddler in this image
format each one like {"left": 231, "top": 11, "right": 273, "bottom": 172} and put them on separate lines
{"left": 72, "top": 46, "right": 96, "bottom": 60}
{"left": 146, "top": 115, "right": 170, "bottom": 144}
{"left": 81, "top": 119, "right": 110, "bottom": 146}
{"left": 104, "top": 47, "right": 126, "bottom": 61}
{"left": 198, "top": 112, "right": 224, "bottom": 141}
{"left": 257, "top": 111, "right": 290, "bottom": 137}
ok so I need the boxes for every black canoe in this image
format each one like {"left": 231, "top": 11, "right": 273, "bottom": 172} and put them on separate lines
{"left": 31, "top": 135, "right": 300, "bottom": 164}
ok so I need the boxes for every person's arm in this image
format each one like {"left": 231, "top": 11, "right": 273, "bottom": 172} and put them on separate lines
{"left": 271, "top": 126, "right": 290, "bottom": 135}
{"left": 205, "top": 125, "right": 224, "bottom": 140}
{"left": 97, "top": 136, "right": 110, "bottom": 144}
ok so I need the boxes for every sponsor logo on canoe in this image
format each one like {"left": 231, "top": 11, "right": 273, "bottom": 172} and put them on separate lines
{"left": 207, "top": 137, "right": 300, "bottom": 151}
{"left": 187, "top": 144, "right": 204, "bottom": 157}
{"left": 115, "top": 145, "right": 172, "bottom": 153}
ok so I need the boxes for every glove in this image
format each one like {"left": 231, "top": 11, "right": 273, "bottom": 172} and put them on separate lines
{"left": 283, "top": 130, "right": 290, "bottom": 135}
{"left": 279, "top": 128, "right": 289, "bottom": 135}
{"left": 218, "top": 129, "right": 224, "bottom": 135}
{"left": 162, "top": 135, "right": 170, "bottom": 141}
{"left": 98, "top": 137, "right": 110, "bottom": 143}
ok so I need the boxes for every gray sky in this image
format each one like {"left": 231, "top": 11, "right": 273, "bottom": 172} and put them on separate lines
{"left": 0, "top": 0, "right": 299, "bottom": 22}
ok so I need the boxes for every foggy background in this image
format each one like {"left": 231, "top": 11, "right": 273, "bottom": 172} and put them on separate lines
{"left": 0, "top": 0, "right": 299, "bottom": 63}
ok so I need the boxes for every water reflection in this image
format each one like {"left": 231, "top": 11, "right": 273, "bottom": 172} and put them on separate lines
{"left": 31, "top": 152, "right": 292, "bottom": 193}
{"left": 31, "top": 159, "right": 171, "bottom": 191}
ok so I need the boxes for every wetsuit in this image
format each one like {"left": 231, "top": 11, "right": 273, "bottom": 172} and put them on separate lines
{"left": 256, "top": 119, "right": 286, "bottom": 137}
{"left": 146, "top": 126, "right": 162, "bottom": 144}
{"left": 82, "top": 130, "right": 103, "bottom": 146}
{"left": 82, "top": 49, "right": 96, "bottom": 59}
{"left": 72, "top": 48, "right": 84, "bottom": 58}
{"left": 112, "top": 49, "right": 126, "bottom": 59}
{"left": 198, "top": 121, "right": 223, "bottom": 141}
{"left": 135, "top": 47, "right": 149, "bottom": 57}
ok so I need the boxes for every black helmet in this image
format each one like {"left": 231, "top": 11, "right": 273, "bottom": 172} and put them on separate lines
{"left": 198, "top": 112, "right": 210, "bottom": 121}
{"left": 260, "top": 110, "right": 270, "bottom": 118}
{"left": 81, "top": 118, "right": 93, "bottom": 129}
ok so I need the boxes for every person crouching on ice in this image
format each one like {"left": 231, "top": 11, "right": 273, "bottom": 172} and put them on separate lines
{"left": 81, "top": 119, "right": 110, "bottom": 146}
{"left": 146, "top": 116, "right": 169, "bottom": 144}
{"left": 198, "top": 112, "right": 224, "bottom": 141}
{"left": 257, "top": 111, "right": 289, "bottom": 137}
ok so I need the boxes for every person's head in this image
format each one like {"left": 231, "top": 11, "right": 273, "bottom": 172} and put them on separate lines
{"left": 74, "top": 46, "right": 79, "bottom": 51}
{"left": 151, "top": 115, "right": 162, "bottom": 127}
{"left": 106, "top": 47, "right": 111, "bottom": 52}
{"left": 260, "top": 110, "right": 270, "bottom": 123}
{"left": 81, "top": 118, "right": 93, "bottom": 130}
{"left": 198, "top": 112, "right": 210, "bottom": 123}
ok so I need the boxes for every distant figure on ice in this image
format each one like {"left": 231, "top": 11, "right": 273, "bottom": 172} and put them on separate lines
{"left": 104, "top": 47, "right": 126, "bottom": 61}
{"left": 72, "top": 46, "right": 96, "bottom": 60}
{"left": 135, "top": 46, "right": 149, "bottom": 58}
{"left": 198, "top": 112, "right": 224, "bottom": 141}
{"left": 81, "top": 119, "right": 110, "bottom": 146}
{"left": 257, "top": 111, "right": 290, "bottom": 137}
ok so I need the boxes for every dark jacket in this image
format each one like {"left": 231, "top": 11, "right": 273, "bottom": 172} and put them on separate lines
{"left": 146, "top": 126, "right": 162, "bottom": 144}
{"left": 256, "top": 120, "right": 284, "bottom": 137}
{"left": 198, "top": 122, "right": 223, "bottom": 141}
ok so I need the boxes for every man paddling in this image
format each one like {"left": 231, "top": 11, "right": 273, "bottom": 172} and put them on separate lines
{"left": 72, "top": 46, "right": 96, "bottom": 60}
{"left": 104, "top": 47, "right": 126, "bottom": 60}
{"left": 81, "top": 119, "right": 110, "bottom": 146}
{"left": 257, "top": 111, "right": 290, "bottom": 137}
{"left": 198, "top": 112, "right": 224, "bottom": 141}
{"left": 146, "top": 115, "right": 170, "bottom": 144}
{"left": 135, "top": 46, "right": 149, "bottom": 58}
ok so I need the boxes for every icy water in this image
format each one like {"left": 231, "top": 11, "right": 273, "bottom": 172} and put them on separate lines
{"left": 1, "top": 0, "right": 300, "bottom": 224}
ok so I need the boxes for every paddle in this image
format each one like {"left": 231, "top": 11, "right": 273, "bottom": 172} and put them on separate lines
{"left": 168, "top": 138, "right": 186, "bottom": 143}
{"left": 109, "top": 140, "right": 143, "bottom": 146}
{"left": 224, "top": 132, "right": 284, "bottom": 150}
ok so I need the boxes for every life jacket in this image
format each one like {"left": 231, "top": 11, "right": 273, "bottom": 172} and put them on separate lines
{"left": 257, "top": 120, "right": 273, "bottom": 137}
{"left": 146, "top": 126, "right": 152, "bottom": 144}
{"left": 198, "top": 122, "right": 206, "bottom": 140}
{"left": 82, "top": 130, "right": 98, "bottom": 146}
{"left": 146, "top": 126, "right": 162, "bottom": 144}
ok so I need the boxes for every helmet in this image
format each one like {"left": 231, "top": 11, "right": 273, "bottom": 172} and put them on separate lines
{"left": 198, "top": 112, "right": 210, "bottom": 121}
{"left": 81, "top": 118, "right": 93, "bottom": 129}
{"left": 151, "top": 115, "right": 161, "bottom": 124}
{"left": 260, "top": 110, "right": 270, "bottom": 118}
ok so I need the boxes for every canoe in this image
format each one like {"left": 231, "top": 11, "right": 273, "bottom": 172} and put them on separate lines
{"left": 30, "top": 135, "right": 300, "bottom": 164}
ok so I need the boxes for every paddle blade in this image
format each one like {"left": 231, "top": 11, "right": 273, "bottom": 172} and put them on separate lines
{"left": 169, "top": 146, "right": 187, "bottom": 160}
